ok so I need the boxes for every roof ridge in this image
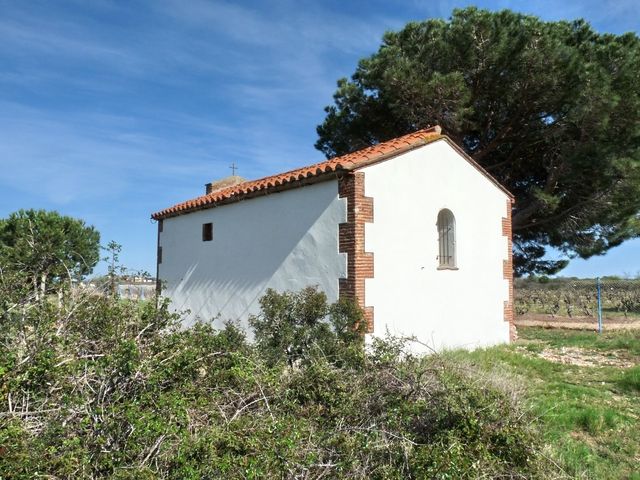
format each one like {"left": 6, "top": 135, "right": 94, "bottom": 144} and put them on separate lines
{"left": 152, "top": 126, "right": 442, "bottom": 219}
{"left": 215, "top": 125, "right": 442, "bottom": 192}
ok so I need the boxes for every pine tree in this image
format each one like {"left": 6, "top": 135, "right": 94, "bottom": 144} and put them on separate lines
{"left": 316, "top": 8, "right": 640, "bottom": 275}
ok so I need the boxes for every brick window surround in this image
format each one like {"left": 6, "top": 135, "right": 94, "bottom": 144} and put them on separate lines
{"left": 502, "top": 199, "right": 517, "bottom": 341}
{"left": 338, "top": 172, "right": 375, "bottom": 333}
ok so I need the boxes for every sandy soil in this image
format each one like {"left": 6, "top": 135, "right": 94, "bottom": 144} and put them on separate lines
{"left": 515, "top": 346, "right": 637, "bottom": 368}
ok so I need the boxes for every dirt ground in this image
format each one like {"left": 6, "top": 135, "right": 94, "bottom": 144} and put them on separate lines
{"left": 515, "top": 313, "right": 640, "bottom": 331}
{"left": 516, "top": 344, "right": 637, "bottom": 368}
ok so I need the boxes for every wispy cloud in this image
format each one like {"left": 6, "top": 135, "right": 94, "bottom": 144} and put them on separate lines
{"left": 0, "top": 0, "right": 637, "bottom": 276}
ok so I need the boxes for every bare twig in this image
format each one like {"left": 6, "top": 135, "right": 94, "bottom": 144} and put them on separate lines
{"left": 139, "top": 434, "right": 166, "bottom": 467}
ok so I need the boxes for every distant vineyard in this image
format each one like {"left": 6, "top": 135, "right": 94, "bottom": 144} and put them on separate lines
{"left": 515, "top": 279, "right": 640, "bottom": 320}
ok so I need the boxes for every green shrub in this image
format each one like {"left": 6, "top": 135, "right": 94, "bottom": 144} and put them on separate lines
{"left": 249, "top": 287, "right": 365, "bottom": 367}
{"left": 0, "top": 286, "right": 553, "bottom": 478}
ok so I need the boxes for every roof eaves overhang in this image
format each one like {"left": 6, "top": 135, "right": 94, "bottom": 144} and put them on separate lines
{"left": 151, "top": 128, "right": 514, "bottom": 220}
{"left": 151, "top": 170, "right": 343, "bottom": 220}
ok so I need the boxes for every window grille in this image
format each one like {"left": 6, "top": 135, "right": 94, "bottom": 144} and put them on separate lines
{"left": 437, "top": 209, "right": 456, "bottom": 268}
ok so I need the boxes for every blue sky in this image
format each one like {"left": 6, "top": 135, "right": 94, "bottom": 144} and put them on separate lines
{"left": 1, "top": 0, "right": 639, "bottom": 278}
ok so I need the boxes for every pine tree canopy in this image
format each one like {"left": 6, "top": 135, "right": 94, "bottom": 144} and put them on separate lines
{"left": 0, "top": 209, "right": 100, "bottom": 291}
{"left": 316, "top": 8, "right": 640, "bottom": 276}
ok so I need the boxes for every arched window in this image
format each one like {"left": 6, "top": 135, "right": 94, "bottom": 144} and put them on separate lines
{"left": 437, "top": 209, "right": 456, "bottom": 269}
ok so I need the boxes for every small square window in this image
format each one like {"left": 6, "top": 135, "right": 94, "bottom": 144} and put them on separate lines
{"left": 202, "top": 223, "right": 213, "bottom": 241}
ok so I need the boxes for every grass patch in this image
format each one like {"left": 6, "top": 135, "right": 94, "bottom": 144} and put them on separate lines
{"left": 618, "top": 365, "right": 640, "bottom": 392}
{"left": 519, "top": 327, "right": 640, "bottom": 355}
{"left": 450, "top": 327, "right": 640, "bottom": 479}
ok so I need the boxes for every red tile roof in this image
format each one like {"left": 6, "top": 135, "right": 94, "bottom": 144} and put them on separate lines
{"left": 151, "top": 125, "right": 509, "bottom": 220}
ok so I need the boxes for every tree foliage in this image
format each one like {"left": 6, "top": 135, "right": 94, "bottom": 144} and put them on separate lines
{"left": 316, "top": 8, "right": 640, "bottom": 275}
{"left": 0, "top": 209, "right": 100, "bottom": 295}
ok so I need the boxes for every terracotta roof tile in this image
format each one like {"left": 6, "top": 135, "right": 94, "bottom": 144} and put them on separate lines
{"left": 152, "top": 126, "right": 444, "bottom": 219}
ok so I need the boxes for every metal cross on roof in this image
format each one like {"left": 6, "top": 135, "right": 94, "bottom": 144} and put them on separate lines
{"left": 229, "top": 162, "right": 238, "bottom": 176}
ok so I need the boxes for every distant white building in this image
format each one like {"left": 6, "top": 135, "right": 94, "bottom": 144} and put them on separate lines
{"left": 152, "top": 126, "right": 515, "bottom": 351}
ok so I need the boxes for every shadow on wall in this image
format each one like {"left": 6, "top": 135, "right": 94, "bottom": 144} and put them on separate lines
{"left": 166, "top": 182, "right": 344, "bottom": 326}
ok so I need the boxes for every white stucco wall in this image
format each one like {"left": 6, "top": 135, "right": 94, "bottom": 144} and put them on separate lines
{"left": 158, "top": 180, "right": 346, "bottom": 330}
{"left": 361, "top": 139, "right": 511, "bottom": 352}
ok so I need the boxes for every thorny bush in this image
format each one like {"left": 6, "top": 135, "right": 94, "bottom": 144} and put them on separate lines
{"left": 0, "top": 285, "right": 555, "bottom": 479}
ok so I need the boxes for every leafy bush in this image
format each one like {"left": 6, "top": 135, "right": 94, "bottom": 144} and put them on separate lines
{"left": 0, "top": 286, "right": 553, "bottom": 478}
{"left": 249, "top": 287, "right": 365, "bottom": 367}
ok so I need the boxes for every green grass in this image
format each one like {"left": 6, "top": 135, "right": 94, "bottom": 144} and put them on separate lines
{"left": 619, "top": 365, "right": 640, "bottom": 392}
{"left": 520, "top": 327, "right": 640, "bottom": 355}
{"left": 449, "top": 327, "right": 640, "bottom": 479}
